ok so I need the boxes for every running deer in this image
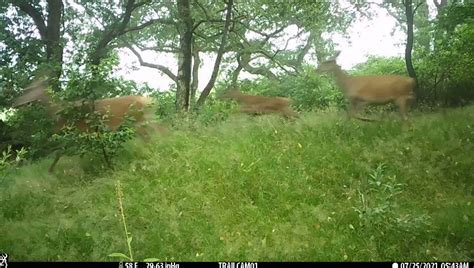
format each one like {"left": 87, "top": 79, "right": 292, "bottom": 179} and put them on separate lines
{"left": 316, "top": 51, "right": 416, "bottom": 121}
{"left": 220, "top": 88, "right": 299, "bottom": 119}
{"left": 13, "top": 74, "right": 166, "bottom": 172}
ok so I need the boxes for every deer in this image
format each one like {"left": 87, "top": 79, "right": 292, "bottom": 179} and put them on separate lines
{"left": 220, "top": 87, "right": 299, "bottom": 119}
{"left": 12, "top": 74, "right": 167, "bottom": 173}
{"left": 316, "top": 51, "right": 416, "bottom": 122}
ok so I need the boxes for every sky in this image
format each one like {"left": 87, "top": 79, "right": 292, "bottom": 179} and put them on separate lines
{"left": 115, "top": 4, "right": 407, "bottom": 92}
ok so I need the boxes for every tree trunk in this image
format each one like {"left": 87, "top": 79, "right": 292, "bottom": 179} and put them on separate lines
{"left": 433, "top": 0, "right": 448, "bottom": 13}
{"left": 176, "top": 0, "right": 193, "bottom": 112}
{"left": 231, "top": 55, "right": 244, "bottom": 87}
{"left": 190, "top": 42, "right": 201, "bottom": 108}
{"left": 13, "top": 0, "right": 64, "bottom": 91}
{"left": 45, "top": 0, "right": 64, "bottom": 92}
{"left": 404, "top": 0, "right": 418, "bottom": 79}
{"left": 196, "top": 0, "right": 234, "bottom": 107}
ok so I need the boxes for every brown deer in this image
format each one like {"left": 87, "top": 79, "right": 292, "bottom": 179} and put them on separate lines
{"left": 316, "top": 51, "right": 415, "bottom": 121}
{"left": 13, "top": 74, "right": 166, "bottom": 172}
{"left": 220, "top": 88, "right": 299, "bottom": 119}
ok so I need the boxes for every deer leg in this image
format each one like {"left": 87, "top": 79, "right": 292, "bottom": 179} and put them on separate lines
{"left": 396, "top": 98, "right": 409, "bottom": 121}
{"left": 149, "top": 122, "right": 168, "bottom": 134}
{"left": 347, "top": 99, "right": 361, "bottom": 119}
{"left": 348, "top": 99, "right": 375, "bottom": 122}
{"left": 282, "top": 108, "right": 299, "bottom": 120}
{"left": 240, "top": 106, "right": 259, "bottom": 115}
{"left": 134, "top": 122, "right": 164, "bottom": 142}
{"left": 101, "top": 146, "right": 113, "bottom": 170}
{"left": 347, "top": 99, "right": 355, "bottom": 118}
{"left": 48, "top": 150, "right": 63, "bottom": 173}
{"left": 135, "top": 124, "right": 151, "bottom": 141}
{"left": 143, "top": 122, "right": 168, "bottom": 139}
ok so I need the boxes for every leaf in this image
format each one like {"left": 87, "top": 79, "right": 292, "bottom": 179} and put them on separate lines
{"left": 108, "top": 253, "right": 132, "bottom": 260}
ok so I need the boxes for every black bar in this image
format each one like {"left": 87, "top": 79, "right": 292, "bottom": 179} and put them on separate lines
{"left": 7, "top": 262, "right": 473, "bottom": 268}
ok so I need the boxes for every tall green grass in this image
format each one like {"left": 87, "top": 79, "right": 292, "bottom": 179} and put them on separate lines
{"left": 0, "top": 107, "right": 473, "bottom": 261}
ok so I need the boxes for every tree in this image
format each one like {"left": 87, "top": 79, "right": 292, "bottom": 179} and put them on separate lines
{"left": 404, "top": 0, "right": 421, "bottom": 81}
{"left": 372, "top": 0, "right": 424, "bottom": 98}
{"left": 195, "top": 0, "right": 233, "bottom": 107}
{"left": 414, "top": 1, "right": 430, "bottom": 51}
{"left": 175, "top": 0, "right": 194, "bottom": 111}
{"left": 124, "top": 0, "right": 350, "bottom": 110}
{"left": 7, "top": 0, "right": 64, "bottom": 91}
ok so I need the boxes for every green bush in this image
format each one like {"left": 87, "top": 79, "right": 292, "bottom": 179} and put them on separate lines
{"left": 416, "top": 20, "right": 474, "bottom": 107}
{"left": 153, "top": 90, "right": 177, "bottom": 122}
{"left": 351, "top": 56, "right": 407, "bottom": 76}
{"left": 193, "top": 95, "right": 233, "bottom": 125}
{"left": 51, "top": 104, "right": 137, "bottom": 170}
{"left": 6, "top": 105, "right": 56, "bottom": 159}
{"left": 0, "top": 145, "right": 27, "bottom": 178}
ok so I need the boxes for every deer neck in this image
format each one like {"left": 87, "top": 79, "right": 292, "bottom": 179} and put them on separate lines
{"left": 230, "top": 92, "right": 246, "bottom": 102}
{"left": 39, "top": 93, "right": 63, "bottom": 118}
{"left": 332, "top": 68, "right": 351, "bottom": 93}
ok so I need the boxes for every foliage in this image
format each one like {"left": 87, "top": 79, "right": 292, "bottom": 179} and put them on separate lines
{"left": 109, "top": 180, "right": 134, "bottom": 262}
{"left": 51, "top": 103, "right": 137, "bottom": 170}
{"left": 1, "top": 0, "right": 473, "bottom": 262}
{"left": 63, "top": 52, "right": 143, "bottom": 100}
{"left": 5, "top": 105, "right": 56, "bottom": 159}
{"left": 0, "top": 107, "right": 472, "bottom": 261}
{"left": 352, "top": 163, "right": 430, "bottom": 236}
{"left": 153, "top": 90, "right": 178, "bottom": 122}
{"left": 351, "top": 56, "right": 407, "bottom": 76}
{"left": 3, "top": 57, "right": 145, "bottom": 165}
{"left": 193, "top": 95, "right": 233, "bottom": 125}
{"left": 0, "top": 2, "right": 44, "bottom": 109}
{"left": 415, "top": 3, "right": 474, "bottom": 106}
{"left": 109, "top": 180, "right": 161, "bottom": 262}
{"left": 0, "top": 145, "right": 27, "bottom": 178}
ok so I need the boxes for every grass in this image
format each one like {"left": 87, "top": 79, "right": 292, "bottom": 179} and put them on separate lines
{"left": 0, "top": 106, "right": 473, "bottom": 261}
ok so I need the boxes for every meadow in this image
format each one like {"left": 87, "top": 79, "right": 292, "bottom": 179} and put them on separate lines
{"left": 0, "top": 107, "right": 473, "bottom": 261}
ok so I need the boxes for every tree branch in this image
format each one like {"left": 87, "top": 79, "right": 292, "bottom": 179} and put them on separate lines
{"left": 126, "top": 44, "right": 178, "bottom": 82}
{"left": 119, "top": 0, "right": 137, "bottom": 30}
{"left": 13, "top": 1, "right": 47, "bottom": 40}
{"left": 196, "top": 0, "right": 234, "bottom": 106}
{"left": 89, "top": 0, "right": 152, "bottom": 65}
{"left": 136, "top": 44, "right": 179, "bottom": 53}
{"left": 231, "top": 55, "right": 244, "bottom": 86}
{"left": 413, "top": 1, "right": 424, "bottom": 15}
{"left": 238, "top": 22, "right": 287, "bottom": 42}
{"left": 239, "top": 52, "right": 278, "bottom": 80}
{"left": 122, "top": 18, "right": 175, "bottom": 34}
{"left": 133, "top": 0, "right": 152, "bottom": 9}
{"left": 193, "top": 19, "right": 233, "bottom": 32}
{"left": 295, "top": 31, "right": 315, "bottom": 69}
{"left": 195, "top": 0, "right": 212, "bottom": 21}
{"left": 373, "top": 2, "right": 405, "bottom": 24}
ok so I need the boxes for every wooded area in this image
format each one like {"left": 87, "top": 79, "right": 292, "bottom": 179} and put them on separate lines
{"left": 1, "top": 0, "right": 472, "bottom": 160}
{"left": 0, "top": 0, "right": 473, "bottom": 262}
